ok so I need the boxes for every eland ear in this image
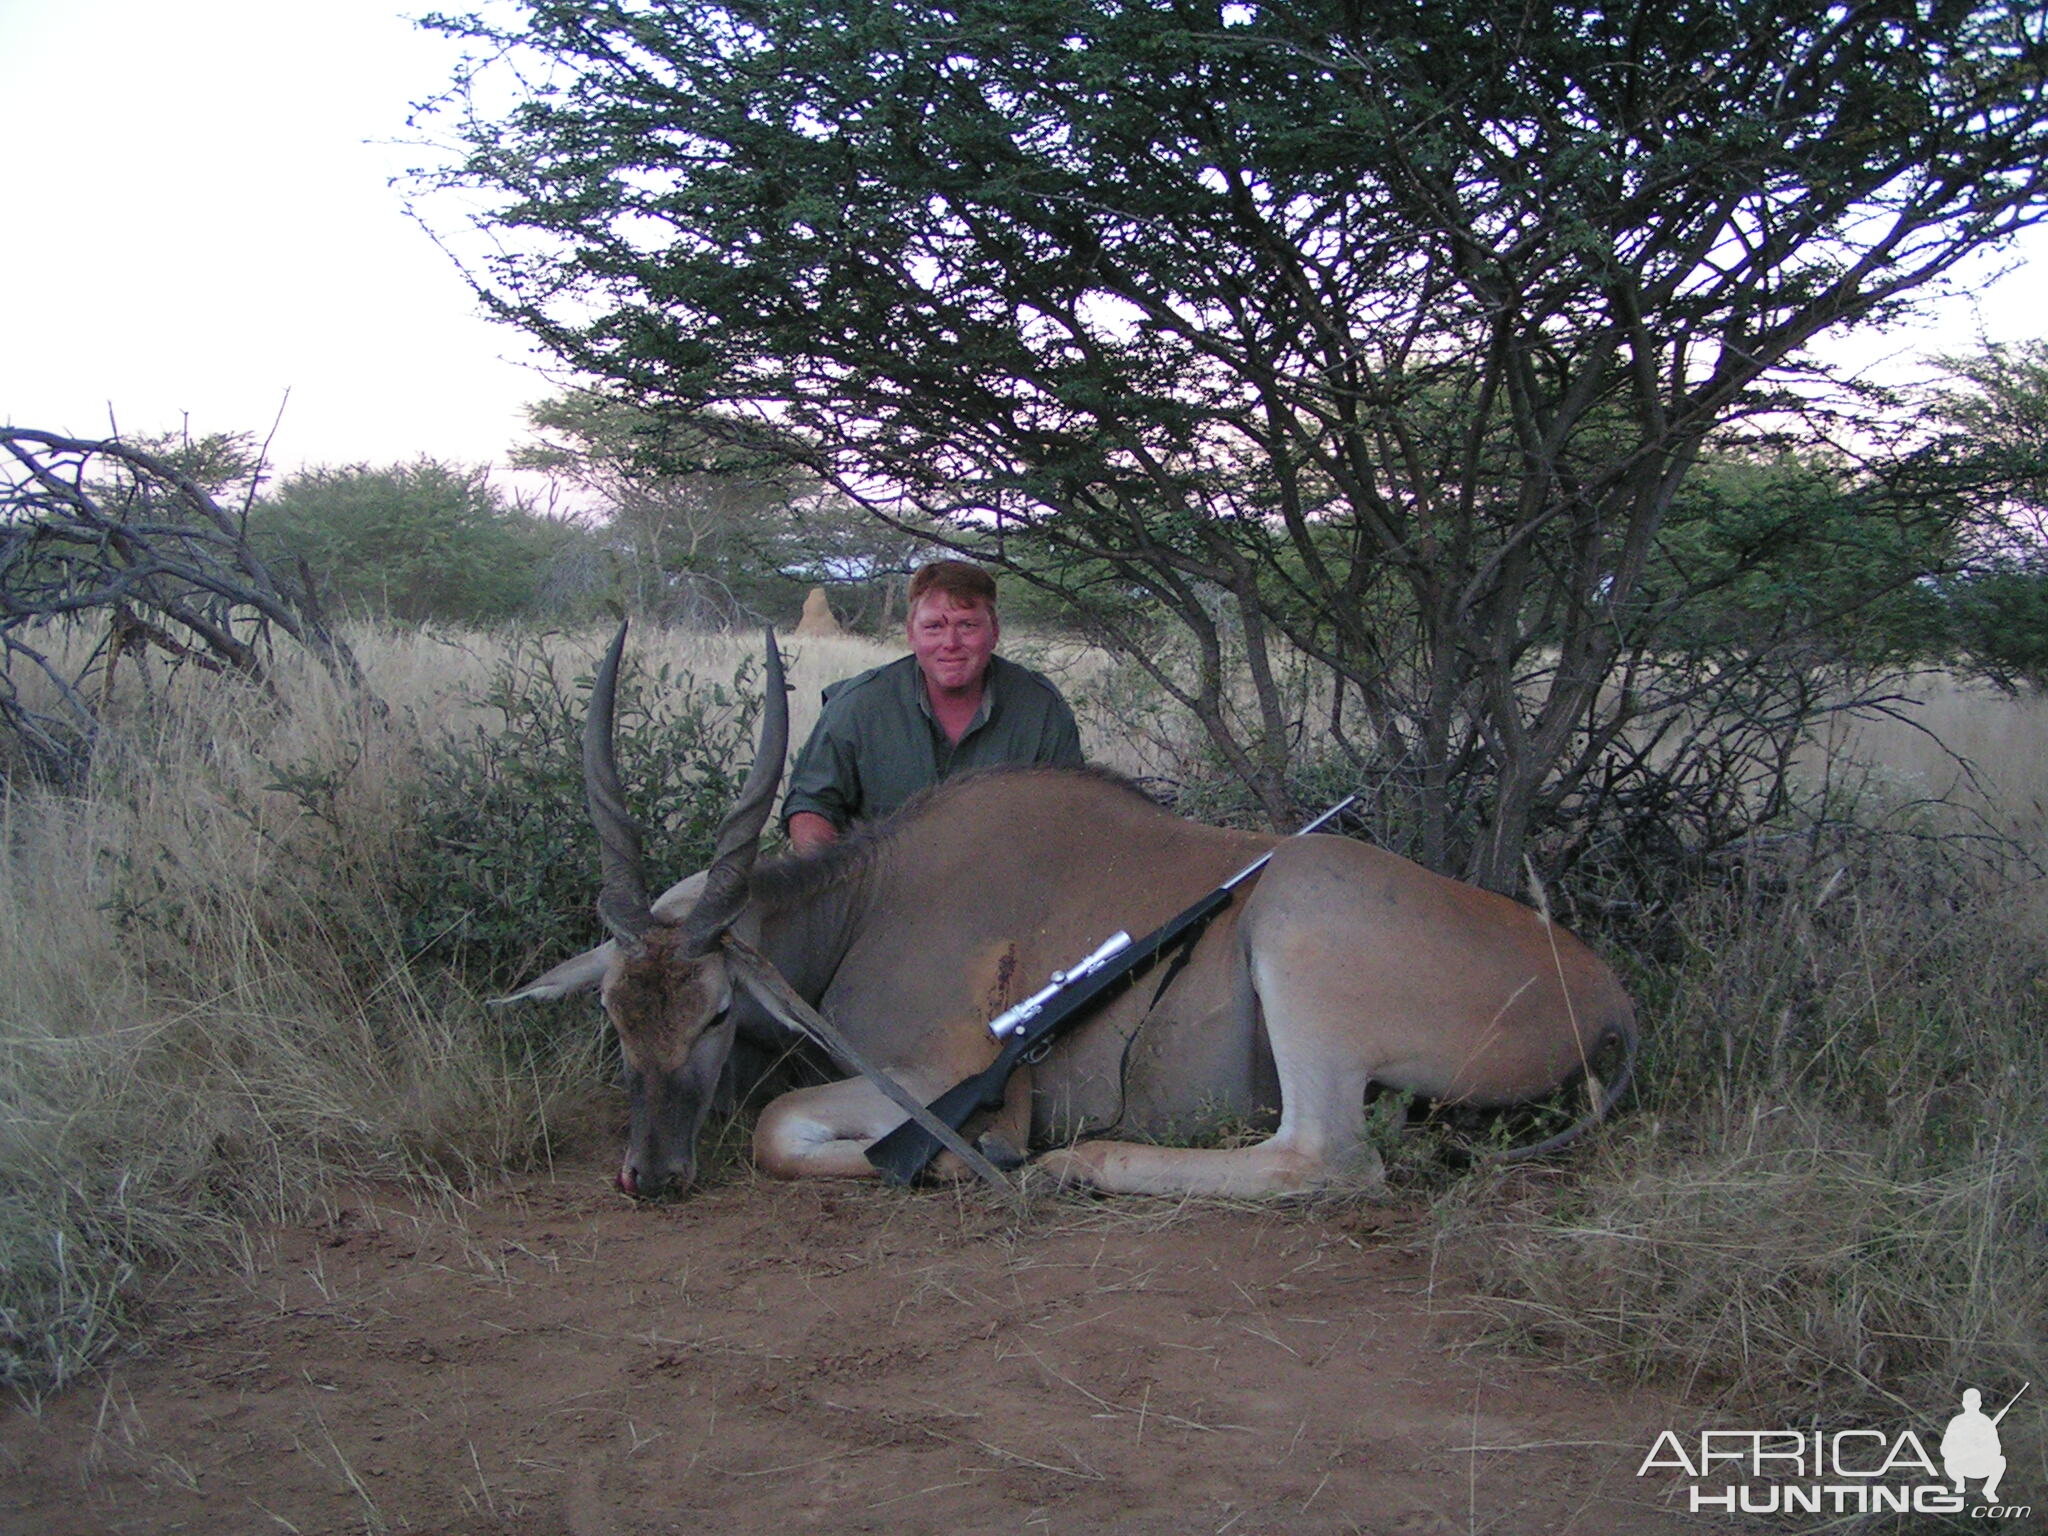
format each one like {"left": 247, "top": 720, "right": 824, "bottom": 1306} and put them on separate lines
{"left": 493, "top": 944, "right": 613, "bottom": 1005}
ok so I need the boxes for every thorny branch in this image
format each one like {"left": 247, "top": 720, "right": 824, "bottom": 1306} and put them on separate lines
{"left": 1, "top": 427, "right": 366, "bottom": 784}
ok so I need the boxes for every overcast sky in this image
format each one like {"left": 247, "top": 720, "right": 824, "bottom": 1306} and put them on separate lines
{"left": 0, "top": 0, "right": 549, "bottom": 479}
{"left": 3, "top": 0, "right": 2042, "bottom": 491}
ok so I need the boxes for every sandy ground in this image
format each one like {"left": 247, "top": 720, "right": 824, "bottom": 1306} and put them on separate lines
{"left": 1, "top": 1163, "right": 1718, "bottom": 1536}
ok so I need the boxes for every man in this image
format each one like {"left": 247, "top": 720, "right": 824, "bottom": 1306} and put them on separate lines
{"left": 1940, "top": 1388, "right": 2009, "bottom": 1503}
{"left": 782, "top": 560, "right": 1083, "bottom": 854}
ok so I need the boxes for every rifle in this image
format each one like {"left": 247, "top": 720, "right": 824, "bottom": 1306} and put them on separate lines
{"left": 1991, "top": 1383, "right": 2029, "bottom": 1425}
{"left": 863, "top": 794, "right": 1357, "bottom": 1185}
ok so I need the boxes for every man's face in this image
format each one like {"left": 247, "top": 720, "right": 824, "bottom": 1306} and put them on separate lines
{"left": 907, "top": 594, "right": 999, "bottom": 698}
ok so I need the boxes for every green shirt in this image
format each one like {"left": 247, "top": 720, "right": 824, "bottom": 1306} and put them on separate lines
{"left": 781, "top": 654, "right": 1084, "bottom": 832}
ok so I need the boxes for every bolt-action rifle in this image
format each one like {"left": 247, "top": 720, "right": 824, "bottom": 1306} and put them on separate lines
{"left": 863, "top": 794, "right": 1357, "bottom": 1185}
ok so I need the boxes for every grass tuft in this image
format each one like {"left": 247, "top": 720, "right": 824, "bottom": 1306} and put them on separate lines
{"left": 1424, "top": 809, "right": 2047, "bottom": 1455}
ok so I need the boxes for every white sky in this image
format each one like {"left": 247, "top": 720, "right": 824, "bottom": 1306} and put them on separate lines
{"left": 1, "top": 0, "right": 2042, "bottom": 491}
{"left": 0, "top": 0, "right": 551, "bottom": 481}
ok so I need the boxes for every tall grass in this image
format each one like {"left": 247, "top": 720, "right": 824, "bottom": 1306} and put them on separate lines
{"left": 1426, "top": 810, "right": 2046, "bottom": 1464}
{"left": 0, "top": 622, "right": 903, "bottom": 1395}
{"left": 4, "top": 621, "right": 2043, "bottom": 1455}
{"left": 1804, "top": 671, "right": 2048, "bottom": 850}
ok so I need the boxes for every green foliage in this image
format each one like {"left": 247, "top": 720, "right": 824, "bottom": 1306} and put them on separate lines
{"left": 1920, "top": 341, "right": 2048, "bottom": 686}
{"left": 1939, "top": 557, "right": 2048, "bottom": 688}
{"left": 1646, "top": 453, "right": 1953, "bottom": 660}
{"left": 418, "top": 0, "right": 2048, "bottom": 888}
{"left": 119, "top": 427, "right": 269, "bottom": 500}
{"left": 389, "top": 636, "right": 767, "bottom": 990}
{"left": 1935, "top": 339, "right": 2048, "bottom": 510}
{"left": 253, "top": 458, "right": 576, "bottom": 625}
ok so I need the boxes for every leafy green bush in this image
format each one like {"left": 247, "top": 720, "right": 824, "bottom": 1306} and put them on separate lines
{"left": 389, "top": 634, "right": 768, "bottom": 992}
{"left": 1940, "top": 558, "right": 2048, "bottom": 689}
{"left": 252, "top": 459, "right": 579, "bottom": 625}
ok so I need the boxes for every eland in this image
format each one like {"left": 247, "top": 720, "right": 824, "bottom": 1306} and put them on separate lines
{"left": 511, "top": 626, "right": 1639, "bottom": 1199}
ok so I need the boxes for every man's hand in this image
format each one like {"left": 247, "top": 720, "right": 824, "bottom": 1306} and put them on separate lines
{"left": 787, "top": 810, "right": 840, "bottom": 856}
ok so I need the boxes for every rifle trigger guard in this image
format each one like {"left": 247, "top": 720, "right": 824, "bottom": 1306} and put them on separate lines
{"left": 1020, "top": 1038, "right": 1055, "bottom": 1066}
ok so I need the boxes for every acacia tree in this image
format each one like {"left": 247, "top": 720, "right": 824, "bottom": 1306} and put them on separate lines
{"left": 419, "top": 0, "right": 2048, "bottom": 887}
{"left": 1921, "top": 340, "right": 2048, "bottom": 684}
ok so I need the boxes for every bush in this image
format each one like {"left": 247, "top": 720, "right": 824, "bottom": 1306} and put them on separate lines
{"left": 1941, "top": 559, "right": 2048, "bottom": 690}
{"left": 1424, "top": 817, "right": 2048, "bottom": 1437}
{"left": 252, "top": 460, "right": 577, "bottom": 626}
{"left": 382, "top": 635, "right": 767, "bottom": 992}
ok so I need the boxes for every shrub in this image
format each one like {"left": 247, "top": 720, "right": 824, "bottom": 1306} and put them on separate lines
{"left": 251, "top": 460, "right": 576, "bottom": 626}
{"left": 383, "top": 634, "right": 766, "bottom": 992}
{"left": 1424, "top": 818, "right": 2048, "bottom": 1439}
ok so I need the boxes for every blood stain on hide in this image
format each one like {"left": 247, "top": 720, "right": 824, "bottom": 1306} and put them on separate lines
{"left": 984, "top": 941, "right": 1021, "bottom": 1019}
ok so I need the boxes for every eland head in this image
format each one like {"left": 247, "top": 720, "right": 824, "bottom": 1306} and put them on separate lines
{"left": 583, "top": 621, "right": 787, "bottom": 1197}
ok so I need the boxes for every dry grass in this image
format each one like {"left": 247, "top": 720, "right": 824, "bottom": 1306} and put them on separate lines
{"left": 0, "top": 622, "right": 861, "bottom": 1395}
{"left": 4, "top": 620, "right": 2046, "bottom": 1461}
{"left": 1425, "top": 802, "right": 2047, "bottom": 1469}
{"left": 1802, "top": 670, "right": 2048, "bottom": 855}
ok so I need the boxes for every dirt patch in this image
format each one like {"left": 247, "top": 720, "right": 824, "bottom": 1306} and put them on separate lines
{"left": 1, "top": 1164, "right": 1711, "bottom": 1534}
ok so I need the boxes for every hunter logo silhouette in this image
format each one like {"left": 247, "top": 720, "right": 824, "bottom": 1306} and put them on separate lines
{"left": 1941, "top": 1386, "right": 2026, "bottom": 1503}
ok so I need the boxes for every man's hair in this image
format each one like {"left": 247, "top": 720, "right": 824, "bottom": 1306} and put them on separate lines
{"left": 907, "top": 559, "right": 997, "bottom": 613}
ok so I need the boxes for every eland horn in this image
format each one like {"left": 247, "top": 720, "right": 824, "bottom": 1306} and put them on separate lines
{"left": 679, "top": 627, "right": 789, "bottom": 956}
{"left": 584, "top": 621, "right": 655, "bottom": 953}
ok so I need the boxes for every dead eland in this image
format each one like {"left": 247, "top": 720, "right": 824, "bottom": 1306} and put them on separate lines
{"left": 509, "top": 627, "right": 1639, "bottom": 1200}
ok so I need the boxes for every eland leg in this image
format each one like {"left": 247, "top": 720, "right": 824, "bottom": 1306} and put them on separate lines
{"left": 1030, "top": 1070, "right": 1381, "bottom": 1197}
{"left": 751, "top": 1065, "right": 1034, "bottom": 1182}
{"left": 1032, "top": 944, "right": 1383, "bottom": 1197}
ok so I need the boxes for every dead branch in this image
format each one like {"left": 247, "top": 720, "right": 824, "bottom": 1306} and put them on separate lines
{"left": 1, "top": 427, "right": 368, "bottom": 783}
